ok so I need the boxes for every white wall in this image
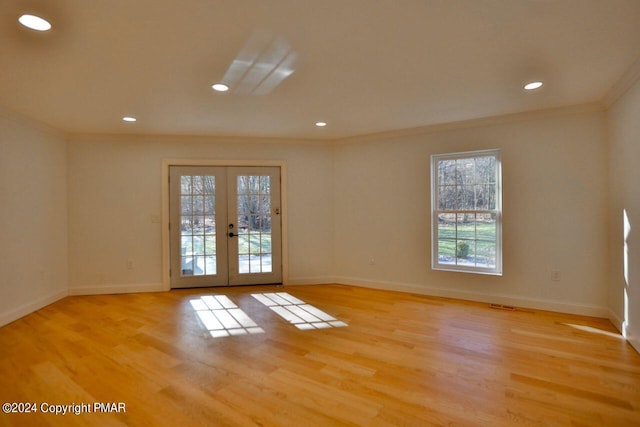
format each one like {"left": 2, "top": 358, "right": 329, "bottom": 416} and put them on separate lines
{"left": 0, "top": 109, "right": 68, "bottom": 326}
{"left": 66, "top": 135, "right": 335, "bottom": 294}
{"left": 608, "top": 78, "right": 640, "bottom": 350}
{"left": 334, "top": 110, "right": 610, "bottom": 316}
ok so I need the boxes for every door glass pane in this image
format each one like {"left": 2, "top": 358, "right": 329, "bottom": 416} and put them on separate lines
{"left": 204, "top": 256, "right": 216, "bottom": 275}
{"left": 204, "top": 215, "right": 215, "bottom": 234}
{"left": 181, "top": 196, "right": 192, "bottom": 216}
{"left": 180, "top": 175, "right": 217, "bottom": 276}
{"left": 260, "top": 255, "right": 272, "bottom": 273}
{"left": 192, "top": 176, "right": 204, "bottom": 194}
{"left": 236, "top": 175, "right": 272, "bottom": 274}
{"left": 181, "top": 176, "right": 192, "bottom": 193}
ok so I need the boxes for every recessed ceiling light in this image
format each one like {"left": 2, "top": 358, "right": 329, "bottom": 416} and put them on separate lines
{"left": 212, "top": 83, "right": 230, "bottom": 92}
{"left": 18, "top": 14, "right": 52, "bottom": 31}
{"left": 524, "top": 81, "right": 543, "bottom": 91}
{"left": 315, "top": 121, "right": 327, "bottom": 127}
{"left": 122, "top": 116, "right": 137, "bottom": 122}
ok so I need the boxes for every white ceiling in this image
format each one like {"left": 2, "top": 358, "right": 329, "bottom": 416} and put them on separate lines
{"left": 1, "top": 0, "right": 640, "bottom": 140}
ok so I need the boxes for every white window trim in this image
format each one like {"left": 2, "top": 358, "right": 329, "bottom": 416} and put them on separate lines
{"left": 430, "top": 149, "right": 503, "bottom": 275}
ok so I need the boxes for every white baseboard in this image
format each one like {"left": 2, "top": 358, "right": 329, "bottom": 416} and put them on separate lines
{"left": 608, "top": 309, "right": 640, "bottom": 354}
{"left": 628, "top": 335, "right": 640, "bottom": 354}
{"left": 608, "top": 309, "right": 624, "bottom": 333}
{"left": 285, "top": 276, "right": 337, "bottom": 286}
{"left": 333, "top": 276, "right": 610, "bottom": 318}
{"left": 68, "top": 282, "right": 164, "bottom": 296}
{"left": 0, "top": 288, "right": 68, "bottom": 328}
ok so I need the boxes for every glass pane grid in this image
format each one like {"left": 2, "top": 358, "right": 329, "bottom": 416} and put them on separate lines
{"left": 180, "top": 175, "right": 217, "bottom": 277}
{"left": 236, "top": 175, "right": 273, "bottom": 275}
{"left": 436, "top": 209, "right": 497, "bottom": 269}
{"left": 434, "top": 155, "right": 499, "bottom": 269}
{"left": 437, "top": 155, "right": 497, "bottom": 212}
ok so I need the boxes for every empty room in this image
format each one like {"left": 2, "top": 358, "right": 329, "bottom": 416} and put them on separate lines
{"left": 1, "top": 1, "right": 640, "bottom": 425}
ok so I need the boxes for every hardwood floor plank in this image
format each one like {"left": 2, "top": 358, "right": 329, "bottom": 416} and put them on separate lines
{"left": 511, "top": 373, "right": 634, "bottom": 409}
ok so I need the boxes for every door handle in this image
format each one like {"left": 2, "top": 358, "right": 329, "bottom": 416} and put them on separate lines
{"left": 228, "top": 232, "right": 237, "bottom": 238}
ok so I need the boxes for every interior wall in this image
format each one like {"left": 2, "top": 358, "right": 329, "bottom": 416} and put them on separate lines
{"left": 607, "top": 78, "right": 640, "bottom": 350}
{"left": 0, "top": 108, "right": 68, "bottom": 326}
{"left": 0, "top": 105, "right": 619, "bottom": 327}
{"left": 333, "top": 110, "right": 610, "bottom": 316}
{"left": 66, "top": 135, "right": 334, "bottom": 294}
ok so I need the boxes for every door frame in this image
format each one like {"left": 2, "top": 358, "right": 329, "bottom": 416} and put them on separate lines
{"left": 161, "top": 159, "right": 288, "bottom": 291}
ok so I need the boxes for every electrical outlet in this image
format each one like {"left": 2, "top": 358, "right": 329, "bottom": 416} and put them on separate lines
{"left": 368, "top": 256, "right": 375, "bottom": 265}
{"left": 551, "top": 270, "right": 561, "bottom": 281}
{"left": 127, "top": 260, "right": 134, "bottom": 270}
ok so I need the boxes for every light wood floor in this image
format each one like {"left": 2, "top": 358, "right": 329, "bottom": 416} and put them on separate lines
{"left": 1, "top": 284, "right": 639, "bottom": 426}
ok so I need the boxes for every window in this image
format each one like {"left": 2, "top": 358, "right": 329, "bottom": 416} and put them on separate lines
{"left": 431, "top": 149, "right": 502, "bottom": 275}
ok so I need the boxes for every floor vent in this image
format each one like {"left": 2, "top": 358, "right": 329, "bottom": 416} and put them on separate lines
{"left": 489, "top": 303, "right": 516, "bottom": 311}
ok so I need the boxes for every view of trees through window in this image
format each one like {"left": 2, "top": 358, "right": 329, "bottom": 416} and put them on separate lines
{"left": 236, "top": 175, "right": 273, "bottom": 273}
{"left": 180, "top": 175, "right": 217, "bottom": 276}
{"left": 432, "top": 150, "right": 502, "bottom": 274}
{"left": 179, "top": 174, "right": 274, "bottom": 276}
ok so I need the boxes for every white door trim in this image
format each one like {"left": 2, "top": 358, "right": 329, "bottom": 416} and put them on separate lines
{"left": 161, "top": 159, "right": 288, "bottom": 291}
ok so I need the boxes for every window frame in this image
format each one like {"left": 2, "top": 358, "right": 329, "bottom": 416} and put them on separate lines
{"left": 430, "top": 148, "right": 503, "bottom": 275}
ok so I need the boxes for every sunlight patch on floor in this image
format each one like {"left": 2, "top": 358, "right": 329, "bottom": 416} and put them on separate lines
{"left": 190, "top": 295, "right": 264, "bottom": 338}
{"left": 564, "top": 323, "right": 624, "bottom": 340}
{"left": 251, "top": 292, "right": 348, "bottom": 330}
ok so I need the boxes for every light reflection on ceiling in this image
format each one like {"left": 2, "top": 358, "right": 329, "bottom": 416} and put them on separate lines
{"left": 219, "top": 29, "right": 297, "bottom": 96}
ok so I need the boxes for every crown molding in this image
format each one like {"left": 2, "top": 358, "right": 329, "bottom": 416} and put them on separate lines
{"left": 66, "top": 132, "right": 330, "bottom": 146}
{"left": 0, "top": 104, "right": 68, "bottom": 140}
{"left": 602, "top": 57, "right": 640, "bottom": 108}
{"left": 333, "top": 102, "right": 606, "bottom": 146}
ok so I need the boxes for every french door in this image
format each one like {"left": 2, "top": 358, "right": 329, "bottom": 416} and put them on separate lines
{"left": 169, "top": 166, "right": 282, "bottom": 287}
